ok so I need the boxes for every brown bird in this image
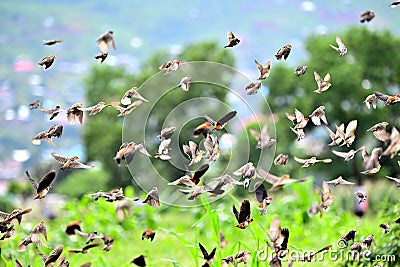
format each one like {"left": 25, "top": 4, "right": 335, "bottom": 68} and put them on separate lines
{"left": 326, "top": 176, "right": 354, "bottom": 186}
{"left": 367, "top": 122, "right": 390, "bottom": 142}
{"left": 258, "top": 168, "right": 309, "bottom": 191}
{"left": 18, "top": 220, "right": 48, "bottom": 251}
{"left": 275, "top": 44, "right": 292, "bottom": 61}
{"left": 254, "top": 59, "right": 271, "bottom": 80}
{"left": 360, "top": 10, "right": 375, "bottom": 23}
{"left": 204, "top": 134, "right": 220, "bottom": 163}
{"left": 32, "top": 124, "right": 63, "bottom": 146}
{"left": 154, "top": 139, "right": 172, "bottom": 160}
{"left": 51, "top": 153, "right": 94, "bottom": 170}
{"left": 380, "top": 221, "right": 390, "bottom": 234}
{"left": 211, "top": 174, "right": 244, "bottom": 189}
{"left": 244, "top": 81, "right": 262, "bottom": 95}
{"left": 143, "top": 187, "right": 160, "bottom": 207}
{"left": 183, "top": 140, "right": 204, "bottom": 166}
{"left": 386, "top": 176, "right": 400, "bottom": 187}
{"left": 102, "top": 235, "right": 115, "bottom": 251}
{"left": 113, "top": 142, "right": 151, "bottom": 166}
{"left": 131, "top": 255, "right": 146, "bottom": 267}
{"left": 309, "top": 106, "right": 328, "bottom": 125}
{"left": 26, "top": 170, "right": 56, "bottom": 199}
{"left": 142, "top": 229, "right": 155, "bottom": 242}
{"left": 65, "top": 220, "right": 81, "bottom": 235}
{"left": 355, "top": 192, "right": 367, "bottom": 203}
{"left": 274, "top": 154, "right": 289, "bottom": 166}
{"left": 121, "top": 87, "right": 148, "bottom": 105}
{"left": 363, "top": 94, "right": 378, "bottom": 109}
{"left": 249, "top": 125, "right": 276, "bottom": 149}
{"left": 294, "top": 156, "right": 332, "bottom": 168}
{"left": 374, "top": 91, "right": 400, "bottom": 106}
{"left": 158, "top": 126, "right": 176, "bottom": 140}
{"left": 361, "top": 147, "right": 382, "bottom": 175}
{"left": 43, "top": 39, "right": 63, "bottom": 46}
{"left": 0, "top": 208, "right": 32, "bottom": 227}
{"left": 0, "top": 224, "right": 15, "bottom": 240}
{"left": 332, "top": 146, "right": 365, "bottom": 162}
{"left": 79, "top": 101, "right": 111, "bottom": 116}
{"left": 29, "top": 100, "right": 41, "bottom": 109}
{"left": 199, "top": 242, "right": 216, "bottom": 267}
{"left": 97, "top": 30, "right": 115, "bottom": 54}
{"left": 66, "top": 103, "right": 84, "bottom": 125}
{"left": 179, "top": 185, "right": 209, "bottom": 200}
{"left": 233, "top": 199, "right": 253, "bottom": 229}
{"left": 361, "top": 234, "right": 376, "bottom": 250}
{"left": 178, "top": 75, "right": 191, "bottom": 91}
{"left": 294, "top": 65, "right": 308, "bottom": 76}
{"left": 86, "top": 188, "right": 138, "bottom": 202}
{"left": 159, "top": 59, "right": 180, "bottom": 75}
{"left": 313, "top": 70, "right": 331, "bottom": 93}
{"left": 254, "top": 182, "right": 272, "bottom": 216}
{"left": 69, "top": 242, "right": 101, "bottom": 254}
{"left": 39, "top": 105, "right": 62, "bottom": 120}
{"left": 383, "top": 126, "right": 400, "bottom": 158}
{"left": 224, "top": 30, "right": 240, "bottom": 48}
{"left": 336, "top": 119, "right": 358, "bottom": 147}
{"left": 74, "top": 229, "right": 105, "bottom": 244}
{"left": 112, "top": 100, "right": 143, "bottom": 116}
{"left": 38, "top": 55, "right": 56, "bottom": 70}
{"left": 36, "top": 244, "right": 64, "bottom": 267}
{"left": 316, "top": 181, "right": 335, "bottom": 210}
{"left": 338, "top": 230, "right": 357, "bottom": 247}
{"left": 329, "top": 36, "right": 347, "bottom": 56}
{"left": 94, "top": 52, "right": 108, "bottom": 64}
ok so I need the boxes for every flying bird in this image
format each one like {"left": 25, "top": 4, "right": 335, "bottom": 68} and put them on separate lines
{"left": 29, "top": 100, "right": 41, "bottom": 109}
{"left": 66, "top": 103, "right": 84, "bottom": 125}
{"left": 275, "top": 44, "right": 292, "bottom": 61}
{"left": 113, "top": 142, "right": 151, "bottom": 166}
{"left": 258, "top": 168, "right": 309, "bottom": 191}
{"left": 42, "top": 39, "right": 63, "bottom": 46}
{"left": 178, "top": 75, "right": 191, "bottom": 91}
{"left": 360, "top": 10, "right": 375, "bottom": 23}
{"left": 383, "top": 126, "right": 400, "bottom": 158}
{"left": 79, "top": 101, "right": 111, "bottom": 116}
{"left": 97, "top": 30, "right": 115, "bottom": 54}
{"left": 363, "top": 94, "right": 378, "bottom": 109}
{"left": 51, "top": 153, "right": 94, "bottom": 170}
{"left": 326, "top": 176, "right": 355, "bottom": 186}
{"left": 39, "top": 105, "right": 62, "bottom": 120}
{"left": 232, "top": 199, "right": 253, "bottom": 229}
{"left": 336, "top": 119, "right": 358, "bottom": 147}
{"left": 38, "top": 55, "right": 56, "bottom": 70}
{"left": 233, "top": 162, "right": 257, "bottom": 189}
{"left": 367, "top": 122, "right": 389, "bottom": 142}
{"left": 143, "top": 187, "right": 160, "bottom": 207}
{"left": 374, "top": 91, "right": 400, "bottom": 106}
{"left": 294, "top": 65, "right": 307, "bottom": 76}
{"left": 249, "top": 125, "right": 276, "bottom": 149}
{"left": 131, "top": 255, "right": 146, "bottom": 267}
{"left": 390, "top": 1, "right": 400, "bottom": 8}
{"left": 254, "top": 59, "right": 271, "bottom": 80}
{"left": 0, "top": 208, "right": 32, "bottom": 227}
{"left": 158, "top": 126, "right": 176, "bottom": 140}
{"left": 35, "top": 244, "right": 64, "bottom": 267}
{"left": 183, "top": 140, "right": 204, "bottom": 165}
{"left": 380, "top": 221, "right": 390, "bottom": 234}
{"left": 121, "top": 87, "right": 148, "bottom": 105}
{"left": 142, "top": 229, "right": 156, "bottom": 242}
{"left": 154, "top": 139, "right": 172, "bottom": 160}
{"left": 315, "top": 181, "right": 335, "bottom": 210}
{"left": 338, "top": 230, "right": 357, "bottom": 247}
{"left": 170, "top": 164, "right": 209, "bottom": 186}
{"left": 69, "top": 242, "right": 101, "bottom": 254}
{"left": 361, "top": 234, "right": 376, "bottom": 250}
{"left": 203, "top": 134, "right": 220, "bottom": 162}
{"left": 25, "top": 170, "right": 56, "bottom": 199}
{"left": 294, "top": 156, "right": 332, "bottom": 168}
{"left": 274, "top": 154, "right": 289, "bottom": 165}
{"left": 331, "top": 146, "right": 365, "bottom": 162}
{"left": 245, "top": 81, "right": 262, "bottom": 95}
{"left": 309, "top": 106, "right": 328, "bottom": 125}
{"left": 313, "top": 70, "right": 331, "bottom": 93}
{"left": 329, "top": 36, "right": 347, "bottom": 56}
{"left": 361, "top": 147, "right": 382, "bottom": 175}
{"left": 224, "top": 30, "right": 240, "bottom": 48}
{"left": 18, "top": 220, "right": 47, "bottom": 251}
{"left": 254, "top": 182, "right": 272, "bottom": 215}
{"left": 159, "top": 59, "right": 180, "bottom": 75}
{"left": 112, "top": 100, "right": 143, "bottom": 116}
{"left": 199, "top": 243, "right": 216, "bottom": 267}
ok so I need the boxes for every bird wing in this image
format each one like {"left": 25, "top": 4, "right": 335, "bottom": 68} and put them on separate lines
{"left": 218, "top": 110, "right": 237, "bottom": 125}
{"left": 37, "top": 170, "right": 56, "bottom": 194}
{"left": 51, "top": 153, "right": 69, "bottom": 164}
{"left": 238, "top": 199, "right": 251, "bottom": 223}
{"left": 25, "top": 171, "right": 38, "bottom": 190}
{"left": 254, "top": 59, "right": 263, "bottom": 72}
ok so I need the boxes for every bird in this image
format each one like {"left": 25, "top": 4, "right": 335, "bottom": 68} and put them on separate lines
{"left": 244, "top": 81, "right": 262, "bottom": 95}
{"left": 211, "top": 173, "right": 244, "bottom": 188}
{"left": 97, "top": 30, "right": 115, "bottom": 54}
{"left": 309, "top": 106, "right": 328, "bottom": 125}
{"left": 326, "top": 176, "right": 355, "bottom": 186}
{"left": 113, "top": 142, "right": 151, "bottom": 166}
{"left": 178, "top": 75, "right": 191, "bottom": 91}
{"left": 361, "top": 234, "right": 376, "bottom": 250}
{"left": 338, "top": 230, "right": 357, "bottom": 247}
{"left": 336, "top": 119, "right": 358, "bottom": 147}
{"left": 326, "top": 124, "right": 344, "bottom": 146}
{"left": 234, "top": 250, "right": 251, "bottom": 265}
{"left": 203, "top": 134, "right": 220, "bottom": 162}
{"left": 25, "top": 170, "right": 56, "bottom": 199}
{"left": 116, "top": 200, "right": 131, "bottom": 221}
{"left": 79, "top": 101, "right": 111, "bottom": 116}
{"left": 17, "top": 220, "right": 47, "bottom": 251}
{"left": 39, "top": 105, "right": 62, "bottom": 120}
{"left": 42, "top": 39, "right": 63, "bottom": 46}
{"left": 294, "top": 156, "right": 332, "bottom": 168}
{"left": 329, "top": 36, "right": 347, "bottom": 56}
{"left": 86, "top": 188, "right": 138, "bottom": 202}
{"left": 383, "top": 126, "right": 400, "bottom": 158}
{"left": 154, "top": 138, "right": 172, "bottom": 160}
{"left": 203, "top": 110, "right": 237, "bottom": 132}
{"left": 143, "top": 187, "right": 160, "bottom": 207}
{"left": 224, "top": 30, "right": 240, "bottom": 48}
{"left": 74, "top": 229, "right": 105, "bottom": 244}
{"left": 249, "top": 125, "right": 276, "bottom": 149}
{"left": 258, "top": 168, "right": 309, "bottom": 191}
{"left": 361, "top": 147, "right": 383, "bottom": 175}
{"left": 199, "top": 243, "right": 216, "bottom": 267}
{"left": 66, "top": 103, "right": 84, "bottom": 125}
{"left": 379, "top": 221, "right": 390, "bottom": 234}
{"left": 374, "top": 91, "right": 400, "bottom": 106}
{"left": 29, "top": 100, "right": 41, "bottom": 109}
{"left": 94, "top": 52, "right": 108, "bottom": 64}
{"left": 273, "top": 154, "right": 289, "bottom": 166}
{"left": 355, "top": 192, "right": 367, "bottom": 203}
{"left": 38, "top": 55, "right": 56, "bottom": 70}
{"left": 121, "top": 87, "right": 148, "bottom": 105}
{"left": 363, "top": 94, "right": 378, "bottom": 109}
{"left": 158, "top": 126, "right": 176, "bottom": 140}
{"left": 232, "top": 199, "right": 253, "bottom": 229}
{"left": 69, "top": 242, "right": 101, "bottom": 254}
{"left": 159, "top": 60, "right": 180, "bottom": 75}
{"left": 367, "top": 122, "right": 390, "bottom": 142}
{"left": 275, "top": 44, "right": 292, "bottom": 61}
{"left": 360, "top": 10, "right": 375, "bottom": 23}
{"left": 315, "top": 181, "right": 335, "bottom": 210}
{"left": 286, "top": 108, "right": 309, "bottom": 141}
{"left": 131, "top": 255, "right": 146, "bottom": 267}
{"left": 65, "top": 220, "right": 81, "bottom": 235}
{"left": 233, "top": 162, "right": 257, "bottom": 189}
{"left": 179, "top": 185, "right": 209, "bottom": 200}
{"left": 390, "top": 1, "right": 400, "bottom": 8}
{"left": 32, "top": 124, "right": 63, "bottom": 146}
{"left": 331, "top": 146, "right": 365, "bottom": 162}
{"left": 0, "top": 208, "right": 32, "bottom": 227}
{"left": 294, "top": 65, "right": 308, "bottom": 76}
{"left": 386, "top": 176, "right": 400, "bottom": 187}
{"left": 51, "top": 153, "right": 94, "bottom": 170}
{"left": 170, "top": 164, "right": 209, "bottom": 186}
{"left": 35, "top": 244, "right": 64, "bottom": 267}
{"left": 254, "top": 182, "right": 272, "bottom": 215}
{"left": 112, "top": 100, "right": 143, "bottom": 116}
{"left": 142, "top": 229, "right": 156, "bottom": 241}
{"left": 183, "top": 140, "right": 204, "bottom": 165}
{"left": 254, "top": 59, "right": 271, "bottom": 80}
{"left": 265, "top": 217, "right": 290, "bottom": 257}
{"left": 313, "top": 70, "right": 331, "bottom": 93}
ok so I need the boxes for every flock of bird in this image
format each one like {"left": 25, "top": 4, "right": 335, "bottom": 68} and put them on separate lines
{"left": 1, "top": 3, "right": 400, "bottom": 267}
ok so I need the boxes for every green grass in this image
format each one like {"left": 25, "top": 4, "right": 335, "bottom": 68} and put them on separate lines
{"left": 0, "top": 180, "right": 398, "bottom": 267}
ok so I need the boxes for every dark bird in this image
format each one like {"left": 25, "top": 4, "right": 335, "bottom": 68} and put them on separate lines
{"left": 51, "top": 153, "right": 94, "bottom": 170}
{"left": 38, "top": 55, "right": 56, "bottom": 70}
{"left": 26, "top": 170, "right": 56, "bottom": 199}
{"left": 390, "top": 1, "right": 400, "bottom": 8}
{"left": 374, "top": 91, "right": 400, "bottom": 106}
{"left": 224, "top": 30, "right": 240, "bottom": 48}
{"left": 39, "top": 105, "right": 61, "bottom": 120}
{"left": 360, "top": 10, "right": 375, "bottom": 23}
{"left": 97, "top": 30, "right": 115, "bottom": 54}
{"left": 131, "top": 255, "right": 146, "bottom": 267}
{"left": 380, "top": 221, "right": 390, "bottom": 234}
{"left": 254, "top": 59, "right": 271, "bottom": 80}
{"left": 361, "top": 234, "right": 376, "bottom": 250}
{"left": 338, "top": 230, "right": 357, "bottom": 247}
{"left": 199, "top": 242, "right": 216, "bottom": 267}
{"left": 113, "top": 142, "right": 151, "bottom": 166}
{"left": 69, "top": 242, "right": 101, "bottom": 254}
{"left": 18, "top": 220, "right": 48, "bottom": 251}
{"left": 254, "top": 182, "right": 272, "bottom": 215}
{"left": 294, "top": 65, "right": 307, "bottom": 76}
{"left": 29, "top": 100, "right": 41, "bottom": 109}
{"left": 94, "top": 52, "right": 108, "bottom": 64}
{"left": 65, "top": 220, "right": 81, "bottom": 235}
{"left": 274, "top": 154, "right": 289, "bottom": 166}
{"left": 244, "top": 81, "right": 262, "bottom": 95}
{"left": 233, "top": 199, "right": 253, "bottom": 229}
{"left": 66, "top": 103, "right": 84, "bottom": 125}
{"left": 275, "top": 44, "right": 292, "bottom": 61}
{"left": 142, "top": 229, "right": 155, "bottom": 242}
{"left": 42, "top": 39, "right": 63, "bottom": 46}
{"left": 204, "top": 110, "right": 237, "bottom": 132}
{"left": 170, "top": 164, "right": 209, "bottom": 186}
{"left": 143, "top": 187, "right": 160, "bottom": 207}
{"left": 35, "top": 244, "right": 64, "bottom": 267}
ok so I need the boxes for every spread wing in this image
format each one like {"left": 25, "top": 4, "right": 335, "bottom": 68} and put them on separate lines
{"left": 238, "top": 199, "right": 250, "bottom": 223}
{"left": 25, "top": 171, "right": 38, "bottom": 190}
{"left": 218, "top": 110, "right": 237, "bottom": 125}
{"left": 51, "top": 153, "right": 69, "bottom": 164}
{"left": 37, "top": 170, "right": 56, "bottom": 194}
